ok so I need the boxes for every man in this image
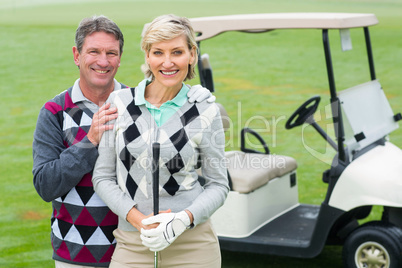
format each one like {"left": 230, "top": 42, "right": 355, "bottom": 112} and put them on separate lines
{"left": 32, "top": 15, "right": 213, "bottom": 268}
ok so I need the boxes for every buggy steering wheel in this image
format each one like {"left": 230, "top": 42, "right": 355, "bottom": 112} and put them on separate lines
{"left": 285, "top": 96, "right": 321, "bottom": 129}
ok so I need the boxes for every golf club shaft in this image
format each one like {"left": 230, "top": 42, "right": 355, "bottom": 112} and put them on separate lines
{"left": 152, "top": 142, "right": 160, "bottom": 214}
{"left": 152, "top": 142, "right": 160, "bottom": 268}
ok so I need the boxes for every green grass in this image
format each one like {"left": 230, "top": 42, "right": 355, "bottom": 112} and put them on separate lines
{"left": 1, "top": 0, "right": 402, "bottom": 267}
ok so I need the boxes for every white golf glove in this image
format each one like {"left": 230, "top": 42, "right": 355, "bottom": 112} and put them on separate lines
{"left": 140, "top": 211, "right": 191, "bottom": 252}
{"left": 187, "top": 85, "right": 216, "bottom": 103}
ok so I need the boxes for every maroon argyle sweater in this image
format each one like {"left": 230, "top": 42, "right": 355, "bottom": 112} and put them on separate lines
{"left": 33, "top": 84, "right": 126, "bottom": 266}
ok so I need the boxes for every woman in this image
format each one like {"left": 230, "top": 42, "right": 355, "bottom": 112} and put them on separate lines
{"left": 92, "top": 14, "right": 229, "bottom": 267}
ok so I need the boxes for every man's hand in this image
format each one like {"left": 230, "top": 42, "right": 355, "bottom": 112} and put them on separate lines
{"left": 140, "top": 211, "right": 191, "bottom": 251}
{"left": 187, "top": 85, "right": 216, "bottom": 103}
{"left": 87, "top": 103, "right": 118, "bottom": 146}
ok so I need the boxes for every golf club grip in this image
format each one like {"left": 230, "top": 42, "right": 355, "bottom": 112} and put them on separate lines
{"left": 152, "top": 142, "right": 160, "bottom": 216}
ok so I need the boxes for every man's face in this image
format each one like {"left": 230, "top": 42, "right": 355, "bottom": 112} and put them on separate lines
{"left": 73, "top": 31, "right": 121, "bottom": 93}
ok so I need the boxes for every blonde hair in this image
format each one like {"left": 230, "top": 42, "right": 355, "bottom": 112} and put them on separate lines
{"left": 141, "top": 14, "right": 198, "bottom": 81}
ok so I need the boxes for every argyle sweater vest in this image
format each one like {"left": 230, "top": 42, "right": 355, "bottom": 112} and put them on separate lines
{"left": 93, "top": 87, "right": 229, "bottom": 231}
{"left": 45, "top": 88, "right": 118, "bottom": 266}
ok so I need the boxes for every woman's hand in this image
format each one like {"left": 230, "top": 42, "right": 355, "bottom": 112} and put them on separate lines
{"left": 126, "top": 207, "right": 171, "bottom": 230}
{"left": 140, "top": 210, "right": 192, "bottom": 251}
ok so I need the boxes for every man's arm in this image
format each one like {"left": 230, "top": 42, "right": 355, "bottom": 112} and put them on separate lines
{"left": 32, "top": 105, "right": 98, "bottom": 202}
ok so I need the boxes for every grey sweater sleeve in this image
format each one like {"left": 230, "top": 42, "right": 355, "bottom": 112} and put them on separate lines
{"left": 32, "top": 105, "right": 98, "bottom": 202}
{"left": 187, "top": 104, "right": 229, "bottom": 226}
{"left": 92, "top": 96, "right": 137, "bottom": 221}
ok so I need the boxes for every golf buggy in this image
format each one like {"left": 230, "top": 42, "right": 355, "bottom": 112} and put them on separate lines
{"left": 189, "top": 13, "right": 402, "bottom": 267}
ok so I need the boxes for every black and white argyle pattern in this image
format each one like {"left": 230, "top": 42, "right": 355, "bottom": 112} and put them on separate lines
{"left": 112, "top": 88, "right": 221, "bottom": 209}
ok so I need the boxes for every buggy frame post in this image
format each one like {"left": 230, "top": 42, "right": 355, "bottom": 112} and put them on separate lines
{"left": 322, "top": 29, "right": 346, "bottom": 163}
{"left": 364, "top": 27, "right": 376, "bottom": 81}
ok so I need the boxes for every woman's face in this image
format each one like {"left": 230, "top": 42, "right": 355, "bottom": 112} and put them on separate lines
{"left": 146, "top": 35, "right": 195, "bottom": 91}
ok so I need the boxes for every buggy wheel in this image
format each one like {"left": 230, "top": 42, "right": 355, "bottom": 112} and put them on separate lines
{"left": 343, "top": 223, "right": 402, "bottom": 268}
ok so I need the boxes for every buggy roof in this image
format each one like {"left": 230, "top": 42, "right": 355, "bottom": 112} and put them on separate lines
{"left": 188, "top": 13, "right": 378, "bottom": 41}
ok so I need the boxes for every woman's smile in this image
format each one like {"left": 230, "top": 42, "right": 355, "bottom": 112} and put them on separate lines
{"left": 160, "top": 70, "right": 179, "bottom": 76}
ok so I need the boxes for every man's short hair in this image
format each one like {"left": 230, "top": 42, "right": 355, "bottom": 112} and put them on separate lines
{"left": 75, "top": 15, "right": 124, "bottom": 54}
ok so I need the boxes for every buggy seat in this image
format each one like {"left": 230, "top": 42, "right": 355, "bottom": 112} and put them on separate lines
{"left": 217, "top": 103, "right": 297, "bottom": 194}
{"left": 226, "top": 151, "right": 297, "bottom": 193}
